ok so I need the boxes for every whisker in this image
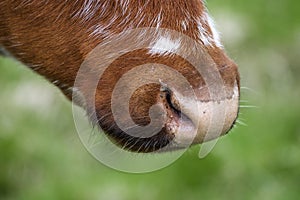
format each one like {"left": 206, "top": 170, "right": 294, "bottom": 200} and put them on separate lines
{"left": 240, "top": 86, "right": 258, "bottom": 94}
{"left": 152, "top": 140, "right": 159, "bottom": 152}
{"left": 94, "top": 112, "right": 112, "bottom": 124}
{"left": 122, "top": 124, "right": 141, "bottom": 131}
{"left": 127, "top": 138, "right": 143, "bottom": 152}
{"left": 144, "top": 140, "right": 153, "bottom": 152}
{"left": 239, "top": 105, "right": 259, "bottom": 108}
{"left": 136, "top": 141, "right": 146, "bottom": 153}
{"left": 236, "top": 119, "right": 248, "bottom": 126}
{"left": 121, "top": 138, "right": 133, "bottom": 151}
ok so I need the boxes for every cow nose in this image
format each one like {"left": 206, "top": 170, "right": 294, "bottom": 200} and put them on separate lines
{"left": 164, "top": 80, "right": 240, "bottom": 146}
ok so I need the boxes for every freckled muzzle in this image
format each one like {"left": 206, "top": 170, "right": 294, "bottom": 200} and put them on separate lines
{"left": 93, "top": 79, "right": 240, "bottom": 153}
{"left": 73, "top": 28, "right": 240, "bottom": 153}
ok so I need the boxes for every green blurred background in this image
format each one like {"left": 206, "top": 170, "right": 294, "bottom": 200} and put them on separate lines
{"left": 1, "top": 0, "right": 300, "bottom": 199}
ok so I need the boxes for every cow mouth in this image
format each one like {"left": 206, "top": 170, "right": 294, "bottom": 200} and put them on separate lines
{"left": 93, "top": 81, "right": 240, "bottom": 153}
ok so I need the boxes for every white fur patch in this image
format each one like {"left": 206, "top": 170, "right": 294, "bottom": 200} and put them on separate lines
{"left": 197, "top": 12, "right": 223, "bottom": 48}
{"left": 181, "top": 20, "right": 189, "bottom": 31}
{"left": 206, "top": 13, "right": 222, "bottom": 48}
{"left": 76, "top": 0, "right": 100, "bottom": 21}
{"left": 154, "top": 11, "right": 163, "bottom": 29}
{"left": 117, "top": 0, "right": 130, "bottom": 14}
{"left": 75, "top": 0, "right": 222, "bottom": 50}
{"left": 149, "top": 35, "right": 181, "bottom": 55}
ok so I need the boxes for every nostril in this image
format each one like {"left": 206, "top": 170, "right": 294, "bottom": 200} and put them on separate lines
{"left": 169, "top": 92, "right": 181, "bottom": 113}
{"left": 161, "top": 87, "right": 181, "bottom": 115}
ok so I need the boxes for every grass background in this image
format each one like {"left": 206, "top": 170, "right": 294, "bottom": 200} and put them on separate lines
{"left": 1, "top": 0, "right": 300, "bottom": 199}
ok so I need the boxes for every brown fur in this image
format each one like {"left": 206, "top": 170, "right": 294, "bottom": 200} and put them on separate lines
{"left": 0, "top": 0, "right": 240, "bottom": 152}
